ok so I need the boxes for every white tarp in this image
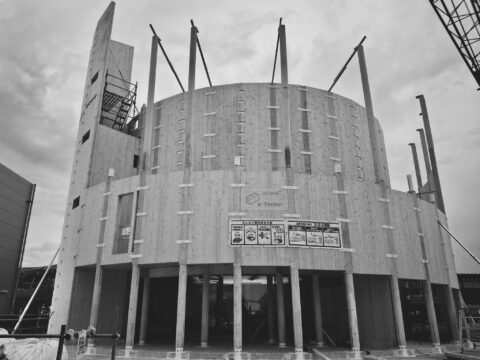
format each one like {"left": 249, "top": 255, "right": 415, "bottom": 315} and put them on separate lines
{"left": 0, "top": 328, "right": 68, "bottom": 360}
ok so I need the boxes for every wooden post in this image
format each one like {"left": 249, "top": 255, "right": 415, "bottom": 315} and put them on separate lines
{"left": 312, "top": 274, "right": 324, "bottom": 347}
{"left": 390, "top": 276, "right": 407, "bottom": 349}
{"left": 417, "top": 95, "right": 445, "bottom": 213}
{"left": 424, "top": 281, "right": 441, "bottom": 346}
{"left": 125, "top": 262, "right": 140, "bottom": 353}
{"left": 233, "top": 259, "right": 242, "bottom": 354}
{"left": 417, "top": 129, "right": 434, "bottom": 199}
{"left": 276, "top": 273, "right": 286, "bottom": 348}
{"left": 445, "top": 286, "right": 460, "bottom": 342}
{"left": 201, "top": 273, "right": 210, "bottom": 347}
{"left": 345, "top": 272, "right": 361, "bottom": 357}
{"left": 90, "top": 169, "right": 114, "bottom": 330}
{"left": 407, "top": 175, "right": 415, "bottom": 194}
{"left": 279, "top": 24, "right": 288, "bottom": 85}
{"left": 139, "top": 277, "right": 150, "bottom": 345}
{"left": 175, "top": 263, "right": 188, "bottom": 352}
{"left": 267, "top": 275, "right": 275, "bottom": 344}
{"left": 290, "top": 264, "right": 304, "bottom": 353}
{"left": 408, "top": 143, "right": 423, "bottom": 193}
{"left": 90, "top": 264, "right": 103, "bottom": 329}
{"left": 357, "top": 44, "right": 382, "bottom": 184}
{"left": 215, "top": 276, "right": 224, "bottom": 332}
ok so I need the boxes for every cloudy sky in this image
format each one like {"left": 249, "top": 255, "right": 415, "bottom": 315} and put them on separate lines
{"left": 0, "top": 0, "right": 479, "bottom": 271}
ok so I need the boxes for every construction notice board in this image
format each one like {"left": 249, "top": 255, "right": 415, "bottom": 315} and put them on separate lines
{"left": 229, "top": 219, "right": 341, "bottom": 248}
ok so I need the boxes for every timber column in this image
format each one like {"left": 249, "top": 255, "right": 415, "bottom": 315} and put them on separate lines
{"left": 139, "top": 277, "right": 150, "bottom": 345}
{"left": 312, "top": 275, "right": 324, "bottom": 347}
{"left": 175, "top": 22, "right": 198, "bottom": 355}
{"left": 89, "top": 168, "right": 114, "bottom": 328}
{"left": 276, "top": 273, "right": 286, "bottom": 347}
{"left": 358, "top": 44, "right": 408, "bottom": 354}
{"left": 290, "top": 263, "right": 304, "bottom": 354}
{"left": 407, "top": 180, "right": 442, "bottom": 350}
{"left": 88, "top": 168, "right": 114, "bottom": 353}
{"left": 201, "top": 272, "right": 210, "bottom": 347}
{"left": 267, "top": 276, "right": 275, "bottom": 344}
{"left": 326, "top": 62, "right": 360, "bottom": 356}
{"left": 125, "top": 34, "right": 158, "bottom": 355}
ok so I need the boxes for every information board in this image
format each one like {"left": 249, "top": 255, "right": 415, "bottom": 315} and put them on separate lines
{"left": 229, "top": 219, "right": 341, "bottom": 248}
{"left": 230, "top": 220, "right": 285, "bottom": 246}
{"left": 287, "top": 221, "right": 341, "bottom": 248}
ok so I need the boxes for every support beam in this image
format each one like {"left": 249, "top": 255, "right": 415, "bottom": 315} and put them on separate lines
{"left": 290, "top": 264, "right": 304, "bottom": 353}
{"left": 390, "top": 276, "right": 407, "bottom": 350}
{"left": 90, "top": 265, "right": 103, "bottom": 329}
{"left": 312, "top": 274, "right": 324, "bottom": 347}
{"left": 215, "top": 276, "right": 224, "bottom": 332}
{"left": 175, "top": 263, "right": 188, "bottom": 352}
{"left": 409, "top": 143, "right": 423, "bottom": 193}
{"left": 345, "top": 272, "right": 361, "bottom": 358}
{"left": 201, "top": 273, "right": 210, "bottom": 347}
{"left": 125, "top": 262, "right": 140, "bottom": 353}
{"left": 188, "top": 24, "right": 198, "bottom": 92}
{"left": 147, "top": 36, "right": 158, "bottom": 111}
{"left": 233, "top": 261, "right": 242, "bottom": 354}
{"left": 279, "top": 24, "right": 288, "bottom": 85}
{"left": 357, "top": 44, "right": 383, "bottom": 184}
{"left": 424, "top": 281, "right": 441, "bottom": 347}
{"left": 139, "top": 277, "right": 150, "bottom": 345}
{"left": 417, "top": 129, "right": 434, "bottom": 200}
{"left": 276, "top": 273, "right": 286, "bottom": 347}
{"left": 267, "top": 275, "right": 275, "bottom": 344}
{"left": 445, "top": 286, "right": 459, "bottom": 342}
{"left": 417, "top": 95, "right": 445, "bottom": 213}
{"left": 407, "top": 174, "right": 415, "bottom": 194}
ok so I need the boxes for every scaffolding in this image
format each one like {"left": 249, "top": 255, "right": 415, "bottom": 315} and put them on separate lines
{"left": 100, "top": 72, "right": 139, "bottom": 135}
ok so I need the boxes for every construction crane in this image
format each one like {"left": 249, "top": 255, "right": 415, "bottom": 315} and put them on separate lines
{"left": 428, "top": 0, "right": 480, "bottom": 90}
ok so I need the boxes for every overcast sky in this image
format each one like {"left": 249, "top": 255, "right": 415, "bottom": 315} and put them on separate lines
{"left": 0, "top": 0, "right": 479, "bottom": 271}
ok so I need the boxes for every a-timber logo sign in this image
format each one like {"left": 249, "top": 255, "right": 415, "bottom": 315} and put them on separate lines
{"left": 241, "top": 189, "right": 287, "bottom": 210}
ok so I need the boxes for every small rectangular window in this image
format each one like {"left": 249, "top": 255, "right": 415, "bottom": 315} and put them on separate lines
{"left": 72, "top": 196, "right": 80, "bottom": 209}
{"left": 113, "top": 193, "right": 134, "bottom": 254}
{"left": 81, "top": 130, "right": 90, "bottom": 144}
{"left": 90, "top": 71, "right": 98, "bottom": 85}
{"left": 133, "top": 155, "right": 139, "bottom": 169}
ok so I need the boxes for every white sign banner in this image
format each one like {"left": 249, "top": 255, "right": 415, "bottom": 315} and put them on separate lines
{"left": 230, "top": 220, "right": 285, "bottom": 246}
{"left": 229, "top": 219, "right": 341, "bottom": 248}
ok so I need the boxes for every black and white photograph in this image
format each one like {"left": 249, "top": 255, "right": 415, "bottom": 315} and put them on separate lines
{"left": 0, "top": 1, "right": 479, "bottom": 359}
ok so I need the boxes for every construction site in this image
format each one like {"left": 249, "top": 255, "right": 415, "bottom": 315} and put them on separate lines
{"left": 39, "top": 1, "right": 480, "bottom": 360}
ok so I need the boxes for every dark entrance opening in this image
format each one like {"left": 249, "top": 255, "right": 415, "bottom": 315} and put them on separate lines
{"left": 432, "top": 284, "right": 452, "bottom": 343}
{"left": 300, "top": 272, "right": 350, "bottom": 348}
{"left": 400, "top": 279, "right": 429, "bottom": 343}
{"left": 146, "top": 277, "right": 178, "bottom": 344}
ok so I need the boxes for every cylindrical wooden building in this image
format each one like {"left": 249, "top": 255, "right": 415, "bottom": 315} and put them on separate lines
{"left": 49, "top": 3, "right": 459, "bottom": 358}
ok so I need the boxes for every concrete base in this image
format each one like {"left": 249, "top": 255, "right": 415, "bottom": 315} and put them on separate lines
{"left": 431, "top": 344, "right": 444, "bottom": 354}
{"left": 201, "top": 342, "right": 208, "bottom": 348}
{"left": 166, "top": 350, "right": 191, "bottom": 359}
{"left": 346, "top": 350, "right": 365, "bottom": 359}
{"left": 120, "top": 346, "right": 137, "bottom": 357}
{"left": 85, "top": 343, "right": 96, "bottom": 355}
{"left": 391, "top": 346, "right": 416, "bottom": 357}
{"left": 279, "top": 343, "right": 287, "bottom": 348}
{"left": 283, "top": 352, "right": 313, "bottom": 360}
{"left": 223, "top": 352, "right": 252, "bottom": 360}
